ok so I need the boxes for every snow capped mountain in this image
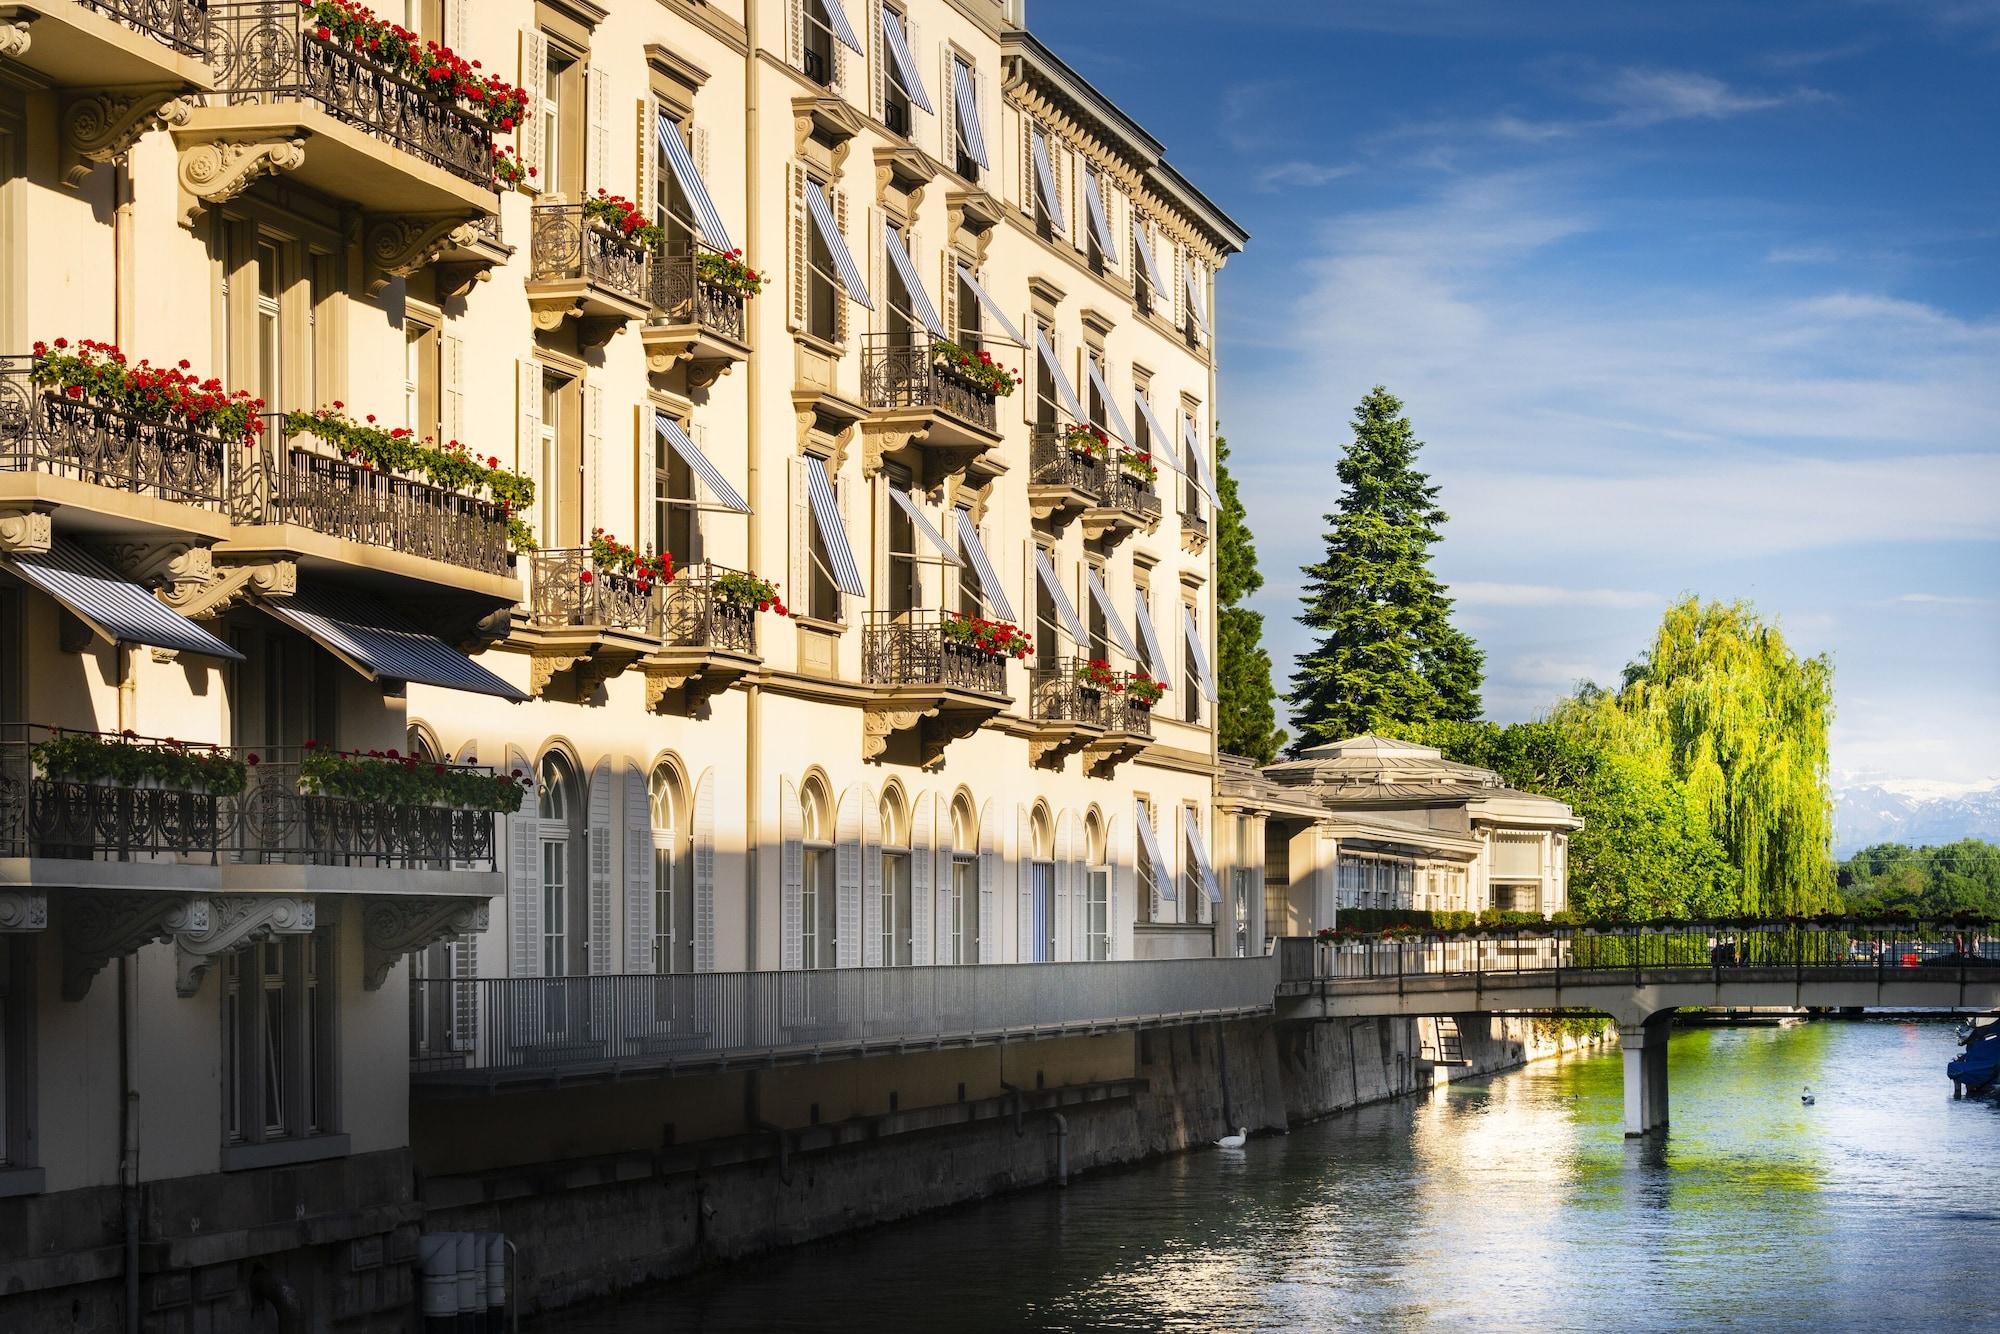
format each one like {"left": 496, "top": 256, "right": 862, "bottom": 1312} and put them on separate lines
{"left": 1834, "top": 780, "right": 2000, "bottom": 856}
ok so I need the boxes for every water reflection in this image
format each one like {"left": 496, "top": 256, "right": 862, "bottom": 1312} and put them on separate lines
{"left": 545, "top": 1022, "right": 2000, "bottom": 1333}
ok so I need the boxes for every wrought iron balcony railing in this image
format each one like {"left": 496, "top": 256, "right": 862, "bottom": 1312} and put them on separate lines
{"left": 862, "top": 610, "right": 1009, "bottom": 695}
{"left": 254, "top": 437, "right": 512, "bottom": 575}
{"left": 0, "top": 727, "right": 499, "bottom": 870}
{"left": 529, "top": 203, "right": 650, "bottom": 304}
{"left": 1180, "top": 506, "right": 1209, "bottom": 540}
{"left": 204, "top": 1, "right": 493, "bottom": 190}
{"left": 1030, "top": 656, "right": 1109, "bottom": 727}
{"left": 1102, "top": 690, "right": 1156, "bottom": 739}
{"left": 529, "top": 548, "right": 657, "bottom": 633}
{"left": 662, "top": 563, "right": 760, "bottom": 657}
{"left": 861, "top": 334, "right": 1002, "bottom": 434}
{"left": 78, "top": 0, "right": 209, "bottom": 56}
{"left": 1029, "top": 429, "right": 1104, "bottom": 501}
{"left": 1102, "top": 469, "right": 1163, "bottom": 523}
{"left": 646, "top": 244, "right": 748, "bottom": 345}
{"left": 0, "top": 355, "right": 233, "bottom": 511}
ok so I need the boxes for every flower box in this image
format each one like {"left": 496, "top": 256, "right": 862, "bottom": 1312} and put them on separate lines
{"left": 941, "top": 613, "right": 1032, "bottom": 660}
{"left": 1060, "top": 422, "right": 1110, "bottom": 460}
{"left": 32, "top": 731, "right": 248, "bottom": 796}
{"left": 929, "top": 338, "right": 1018, "bottom": 398}
{"left": 296, "top": 743, "right": 530, "bottom": 814}
{"left": 694, "top": 248, "right": 764, "bottom": 298}
{"left": 30, "top": 338, "right": 265, "bottom": 448}
{"left": 711, "top": 570, "right": 788, "bottom": 616}
{"left": 302, "top": 1, "right": 533, "bottom": 131}
{"left": 583, "top": 189, "right": 663, "bottom": 251}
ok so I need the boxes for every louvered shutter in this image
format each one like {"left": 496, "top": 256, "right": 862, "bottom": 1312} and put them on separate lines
{"left": 517, "top": 358, "right": 540, "bottom": 474}
{"left": 520, "top": 28, "right": 549, "bottom": 191}
{"left": 623, "top": 760, "right": 653, "bottom": 973}
{"left": 1111, "top": 814, "right": 1128, "bottom": 960}
{"left": 584, "top": 382, "right": 604, "bottom": 538}
{"left": 586, "top": 758, "right": 613, "bottom": 973}
{"left": 910, "top": 794, "right": 933, "bottom": 966}
{"left": 787, "top": 0, "right": 803, "bottom": 68}
{"left": 835, "top": 786, "right": 862, "bottom": 967}
{"left": 866, "top": 205, "right": 882, "bottom": 337}
{"left": 833, "top": 183, "right": 852, "bottom": 343}
{"left": 1054, "top": 811, "right": 1072, "bottom": 962}
{"left": 1015, "top": 805, "right": 1032, "bottom": 962}
{"left": 1018, "top": 115, "right": 1033, "bottom": 217}
{"left": 977, "top": 799, "right": 997, "bottom": 964}
{"left": 780, "top": 778, "right": 804, "bottom": 970}
{"left": 446, "top": 0, "right": 469, "bottom": 46}
{"left": 934, "top": 799, "right": 953, "bottom": 964}
{"left": 862, "top": 788, "right": 883, "bottom": 967}
{"left": 637, "top": 97, "right": 659, "bottom": 228}
{"left": 586, "top": 63, "right": 610, "bottom": 194}
{"left": 870, "top": 0, "right": 886, "bottom": 119}
{"left": 938, "top": 249, "right": 956, "bottom": 340}
{"left": 788, "top": 457, "right": 810, "bottom": 607}
{"left": 787, "top": 163, "right": 808, "bottom": 332}
{"left": 441, "top": 332, "right": 464, "bottom": 446}
{"left": 506, "top": 746, "right": 541, "bottom": 977}
{"left": 693, "top": 123, "right": 710, "bottom": 178}
{"left": 937, "top": 41, "right": 952, "bottom": 163}
{"left": 692, "top": 769, "right": 716, "bottom": 971}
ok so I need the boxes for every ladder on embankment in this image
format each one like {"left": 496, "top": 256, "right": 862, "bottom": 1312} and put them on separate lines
{"left": 1421, "top": 1016, "right": 1470, "bottom": 1068}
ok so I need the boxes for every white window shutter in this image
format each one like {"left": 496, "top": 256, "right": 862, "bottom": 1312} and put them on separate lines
{"left": 441, "top": 332, "right": 464, "bottom": 446}
{"left": 517, "top": 358, "right": 540, "bottom": 491}
{"left": 833, "top": 183, "right": 852, "bottom": 343}
{"left": 937, "top": 41, "right": 953, "bottom": 163}
{"left": 623, "top": 760, "right": 653, "bottom": 973}
{"left": 910, "top": 794, "right": 933, "bottom": 966}
{"left": 787, "top": 163, "right": 808, "bottom": 332}
{"left": 586, "top": 63, "right": 610, "bottom": 195}
{"left": 693, "top": 123, "right": 710, "bottom": 179}
{"left": 520, "top": 28, "right": 549, "bottom": 191}
{"left": 693, "top": 768, "right": 716, "bottom": 972}
{"left": 1054, "top": 811, "right": 1072, "bottom": 962}
{"left": 587, "top": 758, "right": 613, "bottom": 973}
{"left": 870, "top": 1, "right": 885, "bottom": 119}
{"left": 1018, "top": 116, "right": 1033, "bottom": 217}
{"left": 1016, "top": 804, "right": 1032, "bottom": 962}
{"left": 787, "top": 0, "right": 803, "bottom": 68}
{"left": 861, "top": 787, "right": 882, "bottom": 968}
{"left": 977, "top": 798, "right": 997, "bottom": 964}
{"left": 780, "top": 778, "right": 804, "bottom": 970}
{"left": 789, "top": 457, "right": 809, "bottom": 609}
{"left": 637, "top": 97, "right": 659, "bottom": 227}
{"left": 836, "top": 786, "right": 862, "bottom": 968}
{"left": 584, "top": 382, "right": 604, "bottom": 539}
{"left": 506, "top": 746, "right": 542, "bottom": 977}
{"left": 446, "top": 0, "right": 470, "bottom": 47}
{"left": 866, "top": 205, "right": 881, "bottom": 336}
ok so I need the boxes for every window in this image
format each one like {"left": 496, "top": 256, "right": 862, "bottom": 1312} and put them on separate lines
{"left": 883, "top": 222, "right": 919, "bottom": 345}
{"left": 657, "top": 416, "right": 701, "bottom": 568}
{"left": 885, "top": 475, "right": 920, "bottom": 617}
{"left": 654, "top": 115, "right": 698, "bottom": 259}
{"left": 543, "top": 47, "right": 580, "bottom": 197}
{"left": 538, "top": 753, "right": 576, "bottom": 977}
{"left": 1181, "top": 806, "right": 1204, "bottom": 925}
{"left": 951, "top": 56, "right": 980, "bottom": 182}
{"left": 954, "top": 265, "right": 982, "bottom": 352}
{"left": 801, "top": 779, "right": 837, "bottom": 969}
{"left": 1182, "top": 602, "right": 1202, "bottom": 724}
{"left": 879, "top": 790, "right": 912, "bottom": 966}
{"left": 801, "top": 0, "right": 837, "bottom": 87}
{"left": 880, "top": 4, "right": 912, "bottom": 137}
{"left": 1033, "top": 324, "right": 1059, "bottom": 429}
{"left": 652, "top": 766, "right": 693, "bottom": 973}
{"left": 1085, "top": 561, "right": 1108, "bottom": 662}
{"left": 948, "top": 796, "right": 978, "bottom": 964}
{"left": 221, "top": 931, "right": 335, "bottom": 1158}
{"left": 1029, "top": 807, "right": 1055, "bottom": 962}
{"left": 0, "top": 937, "right": 32, "bottom": 1177}
{"left": 1083, "top": 170, "right": 1106, "bottom": 275}
{"left": 806, "top": 177, "right": 840, "bottom": 342}
{"left": 1085, "top": 813, "right": 1110, "bottom": 961}
{"left": 1231, "top": 867, "right": 1257, "bottom": 958}
{"left": 395, "top": 0, "right": 442, "bottom": 38}
{"left": 803, "top": 456, "right": 843, "bottom": 622}
{"left": 537, "top": 370, "right": 582, "bottom": 550}
{"left": 1136, "top": 796, "right": 1160, "bottom": 922}
{"left": 403, "top": 319, "right": 440, "bottom": 438}
{"left": 953, "top": 508, "right": 981, "bottom": 619}
{"left": 1033, "top": 543, "right": 1058, "bottom": 671}
{"left": 1133, "top": 579, "right": 1155, "bottom": 677}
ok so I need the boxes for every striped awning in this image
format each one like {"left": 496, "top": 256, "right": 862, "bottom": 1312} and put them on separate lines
{"left": 804, "top": 179, "right": 874, "bottom": 310}
{"left": 882, "top": 221, "right": 944, "bottom": 337}
{"left": 655, "top": 115, "right": 733, "bottom": 254}
{"left": 1084, "top": 359, "right": 1132, "bottom": 444}
{"left": 1132, "top": 217, "right": 1169, "bottom": 297}
{"left": 1181, "top": 411, "right": 1218, "bottom": 503}
{"left": 1182, "top": 604, "right": 1217, "bottom": 702}
{"left": 1030, "top": 128, "right": 1066, "bottom": 234}
{"left": 805, "top": 455, "right": 865, "bottom": 596}
{"left": 1033, "top": 548, "right": 1087, "bottom": 646}
{"left": 952, "top": 59, "right": 989, "bottom": 169}
{"left": 820, "top": 0, "right": 864, "bottom": 53}
{"left": 1132, "top": 587, "right": 1167, "bottom": 677}
{"left": 1134, "top": 394, "right": 1182, "bottom": 473}
{"left": 1184, "top": 263, "right": 1210, "bottom": 338}
{"left": 1033, "top": 329, "right": 1087, "bottom": 424}
{"left": 1183, "top": 807, "right": 1223, "bottom": 904}
{"left": 258, "top": 586, "right": 525, "bottom": 700}
{"left": 655, "top": 414, "right": 750, "bottom": 514}
{"left": 1082, "top": 171, "right": 1119, "bottom": 265}
{"left": 956, "top": 263, "right": 1022, "bottom": 345}
{"left": 1084, "top": 567, "right": 1139, "bottom": 661}
{"left": 0, "top": 538, "right": 241, "bottom": 660}
{"left": 879, "top": 7, "right": 933, "bottom": 114}
{"left": 953, "top": 510, "right": 1015, "bottom": 622}
{"left": 1137, "top": 800, "right": 1174, "bottom": 903}
{"left": 888, "top": 488, "right": 959, "bottom": 566}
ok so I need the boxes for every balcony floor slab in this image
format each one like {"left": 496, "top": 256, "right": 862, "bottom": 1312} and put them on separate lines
{"left": 0, "top": 2, "right": 213, "bottom": 90}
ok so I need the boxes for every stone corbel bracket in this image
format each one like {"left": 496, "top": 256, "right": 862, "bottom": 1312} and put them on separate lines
{"left": 62, "top": 893, "right": 210, "bottom": 1002}
{"left": 173, "top": 895, "right": 316, "bottom": 998}
{"left": 176, "top": 133, "right": 309, "bottom": 229}
{"left": 0, "top": 891, "right": 48, "bottom": 933}
{"left": 61, "top": 91, "right": 193, "bottom": 188}
{"left": 158, "top": 558, "right": 297, "bottom": 621}
{"left": 0, "top": 507, "right": 53, "bottom": 555}
{"left": 0, "top": 20, "right": 28, "bottom": 61}
{"left": 364, "top": 213, "right": 481, "bottom": 296}
{"left": 361, "top": 897, "right": 489, "bottom": 990}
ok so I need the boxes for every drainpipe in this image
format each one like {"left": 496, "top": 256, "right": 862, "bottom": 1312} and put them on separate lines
{"left": 118, "top": 957, "right": 139, "bottom": 1334}
{"left": 741, "top": 0, "right": 762, "bottom": 970}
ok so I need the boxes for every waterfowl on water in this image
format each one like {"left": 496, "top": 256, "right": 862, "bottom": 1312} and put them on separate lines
{"left": 1215, "top": 1127, "right": 1248, "bottom": 1149}
{"left": 1801, "top": 1086, "right": 1816, "bottom": 1106}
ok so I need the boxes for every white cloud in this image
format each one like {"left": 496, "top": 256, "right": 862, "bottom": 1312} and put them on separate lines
{"left": 1255, "top": 160, "right": 1360, "bottom": 191}
{"left": 1451, "top": 582, "right": 1660, "bottom": 609}
{"left": 1766, "top": 244, "right": 1840, "bottom": 264}
{"left": 1897, "top": 593, "right": 1997, "bottom": 607}
{"left": 1583, "top": 67, "right": 1814, "bottom": 126}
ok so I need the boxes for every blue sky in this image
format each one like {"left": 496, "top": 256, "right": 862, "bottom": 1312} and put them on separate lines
{"left": 1029, "top": 0, "right": 2000, "bottom": 793}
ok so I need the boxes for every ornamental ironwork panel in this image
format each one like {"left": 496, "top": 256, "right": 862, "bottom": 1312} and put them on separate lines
{"left": 1104, "top": 692, "right": 1156, "bottom": 739}
{"left": 529, "top": 548, "right": 659, "bottom": 633}
{"left": 1029, "top": 429, "right": 1104, "bottom": 501}
{"left": 1103, "top": 470, "right": 1163, "bottom": 523}
{"left": 204, "top": 1, "right": 494, "bottom": 189}
{"left": 661, "top": 563, "right": 759, "bottom": 656}
{"left": 529, "top": 204, "right": 650, "bottom": 303}
{"left": 265, "top": 441, "right": 511, "bottom": 574}
{"left": 1031, "top": 657, "right": 1109, "bottom": 726}
{"left": 1180, "top": 507, "right": 1209, "bottom": 540}
{"left": 648, "top": 246, "right": 748, "bottom": 344}
{"left": 0, "top": 357, "right": 232, "bottom": 510}
{"left": 863, "top": 611, "right": 1008, "bottom": 695}
{"left": 77, "top": 0, "right": 210, "bottom": 56}
{"left": 860, "top": 334, "right": 1000, "bottom": 434}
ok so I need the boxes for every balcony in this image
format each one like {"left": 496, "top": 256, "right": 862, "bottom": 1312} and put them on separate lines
{"left": 859, "top": 335, "right": 1005, "bottom": 484}
{"left": 860, "top": 610, "right": 1011, "bottom": 767}
{"left": 410, "top": 955, "right": 1280, "bottom": 1087}
{"left": 0, "top": 0, "right": 212, "bottom": 92}
{"left": 520, "top": 547, "right": 659, "bottom": 699}
{"left": 1027, "top": 429, "right": 1104, "bottom": 525}
{"left": 1085, "top": 687, "right": 1155, "bottom": 777}
{"left": 526, "top": 203, "right": 651, "bottom": 347}
{"left": 645, "top": 563, "right": 762, "bottom": 711}
{"left": 1026, "top": 657, "right": 1107, "bottom": 769}
{"left": 174, "top": 1, "right": 497, "bottom": 223}
{"left": 1180, "top": 505, "right": 1209, "bottom": 553}
{"left": 642, "top": 244, "right": 751, "bottom": 384}
{"left": 1084, "top": 468, "right": 1163, "bottom": 542}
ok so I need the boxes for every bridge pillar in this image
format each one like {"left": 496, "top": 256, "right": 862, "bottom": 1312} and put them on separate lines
{"left": 1620, "top": 1012, "right": 1673, "bottom": 1136}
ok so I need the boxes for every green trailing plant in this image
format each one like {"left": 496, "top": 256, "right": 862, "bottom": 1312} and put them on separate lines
{"left": 711, "top": 570, "right": 787, "bottom": 615}
{"left": 30, "top": 338, "right": 265, "bottom": 447}
{"left": 301, "top": 1, "right": 533, "bottom": 130}
{"left": 1122, "top": 673, "right": 1167, "bottom": 706}
{"left": 694, "top": 248, "right": 764, "bottom": 297}
{"left": 586, "top": 528, "right": 670, "bottom": 590}
{"left": 942, "top": 613, "right": 1032, "bottom": 660}
{"left": 492, "top": 143, "right": 532, "bottom": 191}
{"left": 1060, "top": 422, "right": 1110, "bottom": 459}
{"left": 32, "top": 731, "right": 248, "bottom": 796}
{"left": 583, "top": 189, "right": 663, "bottom": 250}
{"left": 1075, "top": 658, "right": 1119, "bottom": 692}
{"left": 929, "top": 338, "right": 1018, "bottom": 397}
{"left": 1117, "top": 449, "right": 1159, "bottom": 485}
{"left": 296, "top": 743, "right": 529, "bottom": 813}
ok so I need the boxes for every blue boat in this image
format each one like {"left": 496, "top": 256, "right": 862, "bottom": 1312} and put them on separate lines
{"left": 1947, "top": 1017, "right": 2000, "bottom": 1094}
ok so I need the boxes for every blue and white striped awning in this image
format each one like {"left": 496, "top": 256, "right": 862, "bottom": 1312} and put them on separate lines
{"left": 1030, "top": 128, "right": 1065, "bottom": 234}
{"left": 655, "top": 115, "right": 733, "bottom": 254}
{"left": 956, "top": 263, "right": 1022, "bottom": 345}
{"left": 1182, "top": 603, "right": 1217, "bottom": 702}
{"left": 1033, "top": 548, "right": 1088, "bottom": 646}
{"left": 1082, "top": 171, "right": 1119, "bottom": 265}
{"left": 0, "top": 538, "right": 242, "bottom": 660}
{"left": 259, "top": 586, "right": 525, "bottom": 700}
{"left": 804, "top": 178, "right": 874, "bottom": 310}
{"left": 882, "top": 221, "right": 944, "bottom": 337}
{"left": 820, "top": 0, "right": 864, "bottom": 53}
{"left": 1136, "top": 800, "right": 1173, "bottom": 902}
{"left": 1084, "top": 567, "right": 1139, "bottom": 661}
{"left": 804, "top": 455, "right": 865, "bottom": 596}
{"left": 879, "top": 7, "right": 933, "bottom": 114}
{"left": 888, "top": 488, "right": 959, "bottom": 566}
{"left": 1033, "top": 329, "right": 1087, "bottom": 424}
{"left": 1133, "top": 394, "right": 1182, "bottom": 473}
{"left": 1132, "top": 217, "right": 1169, "bottom": 298}
{"left": 1184, "top": 263, "right": 1210, "bottom": 338}
{"left": 952, "top": 59, "right": 989, "bottom": 169}
{"left": 1181, "top": 411, "right": 1218, "bottom": 503}
{"left": 655, "top": 413, "right": 750, "bottom": 514}
{"left": 953, "top": 509, "right": 1014, "bottom": 622}
{"left": 1182, "top": 806, "right": 1223, "bottom": 904}
{"left": 1084, "top": 359, "right": 1132, "bottom": 443}
{"left": 1132, "top": 587, "right": 1167, "bottom": 676}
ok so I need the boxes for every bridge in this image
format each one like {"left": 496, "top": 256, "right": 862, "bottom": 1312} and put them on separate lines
{"left": 1276, "top": 921, "right": 2000, "bottom": 1136}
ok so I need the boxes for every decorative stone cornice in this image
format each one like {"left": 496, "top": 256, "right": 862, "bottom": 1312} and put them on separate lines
{"left": 99, "top": 541, "right": 212, "bottom": 602}
{"left": 792, "top": 96, "right": 866, "bottom": 173}
{"left": 364, "top": 212, "right": 482, "bottom": 296}
{"left": 177, "top": 135, "right": 309, "bottom": 228}
{"left": 63, "top": 893, "right": 210, "bottom": 1002}
{"left": 0, "top": 20, "right": 28, "bottom": 61}
{"left": 173, "top": 895, "right": 316, "bottom": 998}
{"left": 863, "top": 704, "right": 938, "bottom": 762}
{"left": 156, "top": 558, "right": 296, "bottom": 621}
{"left": 361, "top": 897, "right": 489, "bottom": 990}
{"left": 0, "top": 892, "right": 48, "bottom": 933}
{"left": 0, "top": 508, "right": 53, "bottom": 555}
{"left": 874, "top": 145, "right": 934, "bottom": 216}
{"left": 61, "top": 91, "right": 193, "bottom": 188}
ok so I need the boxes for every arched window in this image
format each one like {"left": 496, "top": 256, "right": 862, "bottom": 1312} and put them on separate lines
{"left": 1085, "top": 810, "right": 1110, "bottom": 961}
{"left": 537, "top": 753, "right": 577, "bottom": 976}
{"left": 948, "top": 795, "right": 978, "bottom": 964}
{"left": 801, "top": 777, "right": 837, "bottom": 969}
{"left": 1028, "top": 806, "right": 1055, "bottom": 962}
{"left": 651, "top": 765, "right": 692, "bottom": 973}
{"left": 879, "top": 788, "right": 912, "bottom": 966}
{"left": 406, "top": 724, "right": 439, "bottom": 764}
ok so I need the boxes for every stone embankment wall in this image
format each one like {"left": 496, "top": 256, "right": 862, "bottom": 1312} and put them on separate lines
{"left": 422, "top": 1014, "right": 1605, "bottom": 1318}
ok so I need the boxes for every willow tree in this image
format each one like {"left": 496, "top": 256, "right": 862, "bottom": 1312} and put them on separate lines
{"left": 1566, "top": 598, "right": 1836, "bottom": 915}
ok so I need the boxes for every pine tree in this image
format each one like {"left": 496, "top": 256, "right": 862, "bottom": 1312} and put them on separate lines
{"left": 1213, "top": 436, "right": 1285, "bottom": 763}
{"left": 1288, "top": 386, "right": 1483, "bottom": 749}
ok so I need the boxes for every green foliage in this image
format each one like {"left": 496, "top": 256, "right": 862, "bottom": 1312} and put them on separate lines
{"left": 1213, "top": 435, "right": 1285, "bottom": 764}
{"left": 712, "top": 569, "right": 786, "bottom": 613}
{"left": 298, "top": 748, "right": 528, "bottom": 813}
{"left": 1842, "top": 840, "right": 2000, "bottom": 918}
{"left": 1287, "top": 386, "right": 1482, "bottom": 750}
{"left": 283, "top": 406, "right": 537, "bottom": 551}
{"left": 33, "top": 732, "right": 248, "bottom": 796}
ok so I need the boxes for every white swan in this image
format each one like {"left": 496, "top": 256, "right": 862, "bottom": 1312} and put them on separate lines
{"left": 1215, "top": 1127, "right": 1248, "bottom": 1149}
{"left": 1800, "top": 1085, "right": 1816, "bottom": 1106}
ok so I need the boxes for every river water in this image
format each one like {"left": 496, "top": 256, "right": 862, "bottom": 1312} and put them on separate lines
{"left": 543, "top": 1020, "right": 2000, "bottom": 1333}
